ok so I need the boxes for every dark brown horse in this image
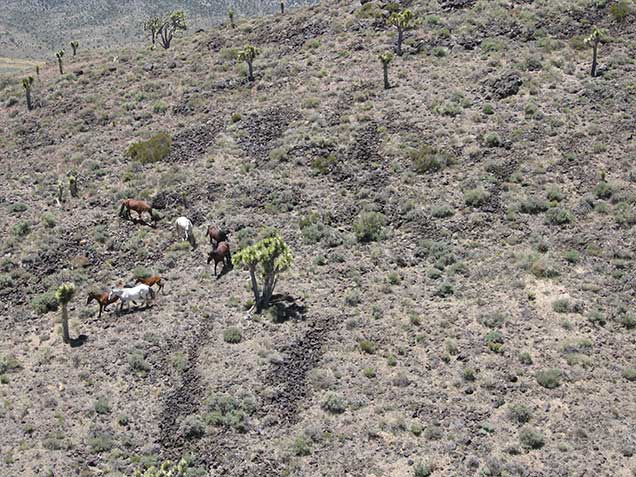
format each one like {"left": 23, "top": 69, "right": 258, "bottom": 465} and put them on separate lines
{"left": 135, "top": 275, "right": 166, "bottom": 294}
{"left": 206, "top": 226, "right": 229, "bottom": 247}
{"left": 119, "top": 199, "right": 156, "bottom": 224}
{"left": 207, "top": 241, "right": 232, "bottom": 276}
{"left": 86, "top": 291, "right": 119, "bottom": 318}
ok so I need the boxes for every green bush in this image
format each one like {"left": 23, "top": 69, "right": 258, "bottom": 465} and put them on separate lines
{"left": 322, "top": 393, "right": 346, "bottom": 414}
{"left": 223, "top": 327, "right": 242, "bottom": 344}
{"left": 483, "top": 132, "right": 502, "bottom": 147}
{"left": 31, "top": 291, "right": 58, "bottom": 314}
{"left": 518, "top": 197, "right": 548, "bottom": 214}
{"left": 410, "top": 145, "right": 453, "bottom": 174}
{"left": 431, "top": 203, "right": 454, "bottom": 218}
{"left": 414, "top": 462, "right": 434, "bottom": 477}
{"left": 536, "top": 368, "right": 561, "bottom": 389}
{"left": 353, "top": 212, "right": 386, "bottom": 242}
{"left": 610, "top": 0, "right": 633, "bottom": 22}
{"left": 9, "top": 203, "right": 27, "bottom": 214}
{"left": 622, "top": 367, "right": 636, "bottom": 381}
{"left": 508, "top": 404, "right": 532, "bottom": 424}
{"left": 126, "top": 132, "right": 172, "bottom": 164}
{"left": 564, "top": 250, "right": 580, "bottom": 263}
{"left": 132, "top": 266, "right": 152, "bottom": 280}
{"left": 0, "top": 274, "right": 15, "bottom": 290}
{"left": 546, "top": 207, "right": 573, "bottom": 225}
{"left": 593, "top": 181, "right": 614, "bottom": 199}
{"left": 359, "top": 340, "right": 376, "bottom": 354}
{"left": 94, "top": 397, "right": 111, "bottom": 415}
{"left": 12, "top": 221, "right": 31, "bottom": 237}
{"left": 464, "top": 188, "right": 490, "bottom": 207}
{"left": 0, "top": 354, "right": 20, "bottom": 374}
{"left": 152, "top": 101, "right": 168, "bottom": 113}
{"left": 205, "top": 392, "right": 255, "bottom": 433}
{"left": 519, "top": 427, "right": 545, "bottom": 449}
{"left": 179, "top": 415, "right": 206, "bottom": 439}
{"left": 128, "top": 350, "right": 151, "bottom": 376}
{"left": 310, "top": 154, "right": 337, "bottom": 175}
{"left": 291, "top": 436, "right": 312, "bottom": 456}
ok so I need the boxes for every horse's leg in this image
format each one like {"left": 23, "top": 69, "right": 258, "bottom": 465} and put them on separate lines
{"left": 98, "top": 304, "right": 103, "bottom": 319}
{"left": 214, "top": 261, "right": 218, "bottom": 277}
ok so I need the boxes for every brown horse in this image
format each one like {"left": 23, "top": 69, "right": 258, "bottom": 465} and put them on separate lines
{"left": 86, "top": 291, "right": 119, "bottom": 318}
{"left": 135, "top": 275, "right": 166, "bottom": 294}
{"left": 206, "top": 226, "right": 229, "bottom": 247}
{"left": 207, "top": 241, "right": 232, "bottom": 276}
{"left": 119, "top": 199, "right": 156, "bottom": 224}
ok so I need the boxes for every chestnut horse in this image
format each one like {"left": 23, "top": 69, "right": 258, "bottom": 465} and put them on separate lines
{"left": 86, "top": 291, "right": 119, "bottom": 318}
{"left": 135, "top": 275, "right": 166, "bottom": 295}
{"left": 206, "top": 226, "right": 229, "bottom": 247}
{"left": 207, "top": 241, "right": 232, "bottom": 276}
{"left": 119, "top": 199, "right": 156, "bottom": 224}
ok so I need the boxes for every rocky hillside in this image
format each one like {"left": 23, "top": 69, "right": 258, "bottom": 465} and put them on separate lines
{"left": 1, "top": 0, "right": 636, "bottom": 476}
{"left": 0, "top": 0, "right": 316, "bottom": 59}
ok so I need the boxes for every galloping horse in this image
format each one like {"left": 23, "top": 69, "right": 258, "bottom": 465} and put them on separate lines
{"left": 119, "top": 199, "right": 157, "bottom": 225}
{"left": 86, "top": 291, "right": 119, "bottom": 318}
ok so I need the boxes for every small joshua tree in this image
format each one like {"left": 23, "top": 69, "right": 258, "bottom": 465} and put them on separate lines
{"left": 35, "top": 65, "right": 40, "bottom": 77}
{"left": 237, "top": 45, "right": 259, "bottom": 81}
{"left": 56, "top": 50, "right": 65, "bottom": 75}
{"left": 388, "top": 9, "right": 414, "bottom": 56}
{"left": 70, "top": 40, "right": 79, "bottom": 57}
{"left": 144, "top": 16, "right": 162, "bottom": 48}
{"left": 584, "top": 27, "right": 606, "bottom": 78}
{"left": 22, "top": 76, "right": 34, "bottom": 111}
{"left": 228, "top": 8, "right": 236, "bottom": 28}
{"left": 158, "top": 11, "right": 187, "bottom": 49}
{"left": 69, "top": 175, "right": 78, "bottom": 198}
{"left": 280, "top": 1, "right": 285, "bottom": 14}
{"left": 133, "top": 458, "right": 190, "bottom": 477}
{"left": 232, "top": 234, "right": 293, "bottom": 313}
{"left": 55, "top": 283, "right": 75, "bottom": 345}
{"left": 379, "top": 52, "right": 394, "bottom": 89}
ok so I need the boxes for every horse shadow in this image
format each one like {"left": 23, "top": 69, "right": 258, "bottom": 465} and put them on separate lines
{"left": 268, "top": 295, "right": 307, "bottom": 323}
{"left": 215, "top": 262, "right": 234, "bottom": 280}
{"left": 121, "top": 214, "right": 157, "bottom": 228}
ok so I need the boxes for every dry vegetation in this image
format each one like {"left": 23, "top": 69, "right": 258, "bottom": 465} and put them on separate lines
{"left": 1, "top": 0, "right": 636, "bottom": 476}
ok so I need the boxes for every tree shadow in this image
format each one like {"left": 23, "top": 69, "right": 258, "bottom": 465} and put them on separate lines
{"left": 268, "top": 295, "right": 307, "bottom": 323}
{"left": 70, "top": 334, "right": 89, "bottom": 348}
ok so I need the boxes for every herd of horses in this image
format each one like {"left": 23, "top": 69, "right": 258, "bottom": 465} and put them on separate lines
{"left": 87, "top": 199, "right": 232, "bottom": 317}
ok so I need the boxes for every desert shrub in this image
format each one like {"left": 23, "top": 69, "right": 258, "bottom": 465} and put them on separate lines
{"left": 522, "top": 253, "right": 559, "bottom": 278}
{"left": 615, "top": 202, "right": 636, "bottom": 226}
{"left": 564, "top": 250, "right": 580, "bottom": 263}
{"left": 479, "top": 312, "right": 506, "bottom": 328}
{"left": 128, "top": 350, "right": 151, "bottom": 376}
{"left": 12, "top": 221, "right": 31, "bottom": 237}
{"left": 519, "top": 427, "right": 545, "bottom": 449}
{"left": 94, "top": 397, "right": 111, "bottom": 415}
{"left": 414, "top": 462, "right": 434, "bottom": 477}
{"left": 359, "top": 340, "right": 376, "bottom": 354}
{"left": 622, "top": 367, "right": 636, "bottom": 381}
{"left": 291, "top": 436, "right": 312, "bottom": 456}
{"left": 88, "top": 431, "right": 114, "bottom": 453}
{"left": 205, "top": 392, "right": 256, "bottom": 433}
{"left": 519, "top": 351, "right": 533, "bottom": 365}
{"left": 322, "top": 393, "right": 346, "bottom": 414}
{"left": 462, "top": 368, "right": 476, "bottom": 382}
{"left": 536, "top": 368, "right": 561, "bottom": 389}
{"left": 353, "top": 212, "right": 386, "bottom": 242}
{"left": 483, "top": 104, "right": 494, "bottom": 115}
{"left": 231, "top": 112, "right": 242, "bottom": 123}
{"left": 552, "top": 298, "right": 580, "bottom": 314}
{"left": 410, "top": 145, "right": 453, "bottom": 174}
{"left": 179, "top": 415, "right": 206, "bottom": 439}
{"left": 508, "top": 404, "right": 532, "bottom": 424}
{"left": 363, "top": 367, "right": 376, "bottom": 378}
{"left": 126, "top": 132, "right": 172, "bottom": 164}
{"left": 132, "top": 266, "right": 152, "bottom": 280}
{"left": 546, "top": 207, "right": 573, "bottom": 225}
{"left": 42, "top": 212, "right": 57, "bottom": 228}
{"left": 301, "top": 97, "right": 320, "bottom": 109}
{"left": 518, "top": 197, "right": 548, "bottom": 214}
{"left": 411, "top": 421, "right": 423, "bottom": 436}
{"left": 0, "top": 354, "right": 20, "bottom": 374}
{"left": 483, "top": 132, "right": 502, "bottom": 147}
{"left": 484, "top": 330, "right": 504, "bottom": 353}
{"left": 223, "top": 327, "right": 242, "bottom": 343}
{"left": 9, "top": 203, "right": 27, "bottom": 213}
{"left": 31, "top": 291, "right": 58, "bottom": 314}
{"left": 431, "top": 203, "right": 454, "bottom": 218}
{"left": 434, "top": 282, "right": 454, "bottom": 297}
{"left": 464, "top": 188, "right": 490, "bottom": 207}
{"left": 0, "top": 274, "right": 15, "bottom": 289}
{"left": 587, "top": 310, "right": 606, "bottom": 326}
{"left": 546, "top": 185, "right": 564, "bottom": 202}
{"left": 344, "top": 288, "right": 361, "bottom": 306}
{"left": 593, "top": 181, "right": 614, "bottom": 199}
{"left": 152, "top": 100, "right": 168, "bottom": 113}
{"left": 310, "top": 154, "right": 337, "bottom": 175}
{"left": 617, "top": 313, "right": 636, "bottom": 329}
{"left": 610, "top": 0, "right": 633, "bottom": 22}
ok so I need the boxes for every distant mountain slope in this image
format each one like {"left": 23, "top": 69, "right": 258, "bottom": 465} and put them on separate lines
{"left": 0, "top": 0, "right": 316, "bottom": 58}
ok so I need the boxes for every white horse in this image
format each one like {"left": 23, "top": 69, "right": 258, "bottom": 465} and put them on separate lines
{"left": 175, "top": 216, "right": 196, "bottom": 248}
{"left": 109, "top": 284, "right": 154, "bottom": 313}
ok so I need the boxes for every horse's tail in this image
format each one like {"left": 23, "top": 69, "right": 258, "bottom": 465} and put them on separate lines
{"left": 119, "top": 200, "right": 127, "bottom": 217}
{"left": 148, "top": 287, "right": 156, "bottom": 300}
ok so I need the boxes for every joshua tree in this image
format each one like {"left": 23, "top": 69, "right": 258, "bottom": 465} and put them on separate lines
{"left": 158, "top": 11, "right": 187, "bottom": 49}
{"left": 69, "top": 175, "right": 78, "bottom": 198}
{"left": 388, "top": 9, "right": 414, "bottom": 56}
{"left": 70, "top": 40, "right": 79, "bottom": 56}
{"left": 57, "top": 178, "right": 65, "bottom": 205}
{"left": 237, "top": 45, "right": 259, "bottom": 81}
{"left": 144, "top": 16, "right": 162, "bottom": 48}
{"left": 22, "top": 76, "right": 34, "bottom": 111}
{"left": 232, "top": 234, "right": 293, "bottom": 313}
{"left": 55, "top": 283, "right": 75, "bottom": 345}
{"left": 56, "top": 50, "right": 65, "bottom": 75}
{"left": 585, "top": 27, "right": 606, "bottom": 77}
{"left": 35, "top": 65, "right": 40, "bottom": 77}
{"left": 280, "top": 1, "right": 285, "bottom": 14}
{"left": 133, "top": 458, "right": 190, "bottom": 477}
{"left": 228, "top": 8, "right": 236, "bottom": 28}
{"left": 379, "top": 52, "right": 394, "bottom": 89}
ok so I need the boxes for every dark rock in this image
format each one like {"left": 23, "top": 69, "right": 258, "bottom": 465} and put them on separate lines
{"left": 486, "top": 72, "right": 523, "bottom": 100}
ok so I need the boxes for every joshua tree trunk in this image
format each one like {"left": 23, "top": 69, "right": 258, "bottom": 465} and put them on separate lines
{"left": 383, "top": 64, "right": 390, "bottom": 89}
{"left": 58, "top": 59, "right": 64, "bottom": 75}
{"left": 160, "top": 29, "right": 173, "bottom": 49}
{"left": 71, "top": 46, "right": 77, "bottom": 56}
{"left": 61, "top": 304, "right": 70, "bottom": 344}
{"left": 280, "top": 2, "right": 284, "bottom": 14}
{"left": 25, "top": 89, "right": 32, "bottom": 111}
{"left": 591, "top": 41, "right": 598, "bottom": 77}
{"left": 260, "top": 272, "right": 277, "bottom": 312}
{"left": 396, "top": 28, "right": 404, "bottom": 56}
{"left": 247, "top": 60, "right": 254, "bottom": 81}
{"left": 248, "top": 264, "right": 261, "bottom": 311}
